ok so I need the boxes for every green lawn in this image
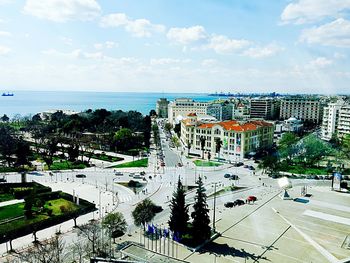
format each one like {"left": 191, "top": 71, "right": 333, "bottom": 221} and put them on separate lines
{"left": 281, "top": 165, "right": 329, "bottom": 175}
{"left": 0, "top": 193, "right": 15, "bottom": 202}
{"left": 47, "top": 161, "right": 87, "bottom": 171}
{"left": 193, "top": 160, "right": 223, "bottom": 167}
{"left": 91, "top": 154, "right": 123, "bottom": 162}
{"left": 113, "top": 158, "right": 148, "bottom": 168}
{"left": 45, "top": 198, "right": 78, "bottom": 216}
{"left": 0, "top": 203, "right": 24, "bottom": 221}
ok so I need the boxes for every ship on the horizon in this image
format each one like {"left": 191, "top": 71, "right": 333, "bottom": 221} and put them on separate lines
{"left": 1, "top": 92, "right": 14, "bottom": 96}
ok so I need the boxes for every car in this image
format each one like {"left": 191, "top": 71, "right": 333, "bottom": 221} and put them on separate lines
{"left": 177, "top": 163, "right": 183, "bottom": 167}
{"left": 140, "top": 171, "right": 146, "bottom": 175}
{"left": 230, "top": 174, "right": 239, "bottom": 180}
{"left": 76, "top": 174, "right": 86, "bottom": 178}
{"left": 0, "top": 177, "right": 6, "bottom": 182}
{"left": 160, "top": 162, "right": 165, "bottom": 167}
{"left": 248, "top": 166, "right": 255, "bottom": 171}
{"left": 243, "top": 165, "right": 249, "bottom": 168}
{"left": 129, "top": 172, "right": 135, "bottom": 177}
{"left": 224, "top": 202, "right": 235, "bottom": 208}
{"left": 115, "top": 172, "right": 123, "bottom": 176}
{"left": 233, "top": 199, "right": 245, "bottom": 206}
{"left": 246, "top": 196, "right": 257, "bottom": 203}
{"left": 224, "top": 173, "right": 231, "bottom": 178}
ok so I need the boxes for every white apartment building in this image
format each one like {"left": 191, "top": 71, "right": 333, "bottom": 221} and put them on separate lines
{"left": 168, "top": 98, "right": 208, "bottom": 125}
{"left": 280, "top": 97, "right": 321, "bottom": 123}
{"left": 321, "top": 101, "right": 344, "bottom": 141}
{"left": 338, "top": 105, "right": 350, "bottom": 137}
{"left": 180, "top": 113, "right": 274, "bottom": 162}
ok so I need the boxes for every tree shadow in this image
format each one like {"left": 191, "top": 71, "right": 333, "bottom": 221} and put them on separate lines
{"left": 199, "top": 242, "right": 271, "bottom": 262}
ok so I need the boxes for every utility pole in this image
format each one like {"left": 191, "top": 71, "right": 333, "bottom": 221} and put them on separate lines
{"left": 213, "top": 182, "right": 217, "bottom": 232}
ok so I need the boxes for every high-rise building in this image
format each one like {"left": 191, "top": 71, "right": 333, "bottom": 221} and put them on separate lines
{"left": 168, "top": 98, "right": 208, "bottom": 125}
{"left": 321, "top": 101, "right": 344, "bottom": 141}
{"left": 280, "top": 96, "right": 321, "bottom": 123}
{"left": 338, "top": 105, "right": 350, "bottom": 138}
{"left": 156, "top": 98, "right": 169, "bottom": 118}
{"left": 207, "top": 101, "right": 234, "bottom": 121}
{"left": 250, "top": 98, "right": 278, "bottom": 120}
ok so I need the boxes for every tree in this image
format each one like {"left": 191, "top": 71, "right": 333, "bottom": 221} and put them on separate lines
{"left": 278, "top": 133, "right": 299, "bottom": 163}
{"left": 102, "top": 212, "right": 127, "bottom": 243}
{"left": 149, "top": 109, "right": 157, "bottom": 117}
{"left": 14, "top": 234, "right": 66, "bottom": 263}
{"left": 172, "top": 136, "right": 180, "bottom": 150}
{"left": 0, "top": 126, "right": 17, "bottom": 166}
{"left": 300, "top": 135, "right": 332, "bottom": 166}
{"left": 341, "top": 134, "right": 350, "bottom": 159}
{"left": 214, "top": 137, "right": 222, "bottom": 161}
{"left": 132, "top": 198, "right": 156, "bottom": 229}
{"left": 15, "top": 137, "right": 31, "bottom": 167}
{"left": 168, "top": 178, "right": 189, "bottom": 238}
{"left": 0, "top": 114, "right": 9, "bottom": 122}
{"left": 114, "top": 128, "right": 134, "bottom": 152}
{"left": 200, "top": 136, "right": 206, "bottom": 159}
{"left": 164, "top": 122, "right": 172, "bottom": 133}
{"left": 187, "top": 141, "right": 192, "bottom": 156}
{"left": 258, "top": 155, "right": 279, "bottom": 175}
{"left": 78, "top": 221, "right": 101, "bottom": 256}
{"left": 191, "top": 177, "right": 211, "bottom": 244}
{"left": 67, "top": 141, "right": 79, "bottom": 162}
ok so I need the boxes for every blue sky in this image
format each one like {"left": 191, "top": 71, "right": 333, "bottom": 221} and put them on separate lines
{"left": 0, "top": 0, "right": 349, "bottom": 94}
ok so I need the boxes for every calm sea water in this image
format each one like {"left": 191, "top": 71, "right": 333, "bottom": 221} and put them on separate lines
{"left": 0, "top": 91, "right": 220, "bottom": 118}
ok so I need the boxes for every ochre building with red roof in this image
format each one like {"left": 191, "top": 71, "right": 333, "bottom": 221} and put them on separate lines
{"left": 180, "top": 114, "right": 274, "bottom": 161}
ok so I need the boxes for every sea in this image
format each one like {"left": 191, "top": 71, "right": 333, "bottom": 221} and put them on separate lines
{"left": 0, "top": 91, "right": 221, "bottom": 118}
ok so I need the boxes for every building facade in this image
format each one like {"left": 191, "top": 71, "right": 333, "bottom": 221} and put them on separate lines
{"left": 207, "top": 101, "right": 234, "bottom": 121}
{"left": 338, "top": 105, "right": 350, "bottom": 138}
{"left": 250, "top": 98, "right": 278, "bottom": 120}
{"left": 168, "top": 98, "right": 208, "bottom": 125}
{"left": 280, "top": 96, "right": 321, "bottom": 123}
{"left": 180, "top": 114, "right": 274, "bottom": 162}
{"left": 156, "top": 98, "right": 169, "bottom": 118}
{"left": 321, "top": 101, "right": 344, "bottom": 141}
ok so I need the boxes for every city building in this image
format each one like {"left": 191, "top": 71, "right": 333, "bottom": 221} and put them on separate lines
{"left": 250, "top": 98, "right": 279, "bottom": 120}
{"left": 168, "top": 98, "right": 208, "bottom": 125}
{"left": 321, "top": 101, "right": 344, "bottom": 141}
{"left": 338, "top": 105, "right": 350, "bottom": 138}
{"left": 156, "top": 98, "right": 169, "bottom": 118}
{"left": 233, "top": 102, "right": 250, "bottom": 119}
{"left": 280, "top": 96, "right": 321, "bottom": 123}
{"left": 206, "top": 100, "right": 234, "bottom": 121}
{"left": 180, "top": 114, "right": 274, "bottom": 161}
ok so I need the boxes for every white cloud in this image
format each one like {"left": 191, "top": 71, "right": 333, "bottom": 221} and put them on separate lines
{"left": 167, "top": 26, "right": 207, "bottom": 45}
{"left": 23, "top": 0, "right": 101, "bottom": 22}
{"left": 0, "top": 31, "right": 11, "bottom": 37}
{"left": 150, "top": 58, "right": 191, "bottom": 66}
{"left": 94, "top": 41, "right": 118, "bottom": 50}
{"left": 242, "top": 43, "right": 284, "bottom": 58}
{"left": 307, "top": 57, "right": 333, "bottom": 68}
{"left": 0, "top": 45, "right": 11, "bottom": 55}
{"left": 60, "top": 36, "right": 73, "bottom": 45}
{"left": 206, "top": 35, "right": 250, "bottom": 54}
{"left": 334, "top": 52, "right": 346, "bottom": 59}
{"left": 100, "top": 13, "right": 165, "bottom": 37}
{"left": 281, "top": 0, "right": 350, "bottom": 24}
{"left": 300, "top": 18, "right": 350, "bottom": 47}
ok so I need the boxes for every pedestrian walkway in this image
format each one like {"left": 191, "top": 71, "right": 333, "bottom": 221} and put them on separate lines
{"left": 0, "top": 199, "right": 24, "bottom": 207}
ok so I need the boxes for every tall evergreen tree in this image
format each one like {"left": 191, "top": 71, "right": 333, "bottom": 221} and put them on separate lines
{"left": 168, "top": 178, "right": 189, "bottom": 237}
{"left": 191, "top": 177, "right": 211, "bottom": 244}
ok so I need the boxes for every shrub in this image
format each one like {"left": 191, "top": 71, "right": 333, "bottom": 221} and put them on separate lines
{"left": 152, "top": 205, "right": 163, "bottom": 214}
{"left": 60, "top": 205, "right": 67, "bottom": 213}
{"left": 47, "top": 209, "right": 53, "bottom": 216}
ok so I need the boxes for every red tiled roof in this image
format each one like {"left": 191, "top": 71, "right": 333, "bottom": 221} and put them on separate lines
{"left": 187, "top": 113, "right": 197, "bottom": 117}
{"left": 197, "top": 120, "right": 273, "bottom": 131}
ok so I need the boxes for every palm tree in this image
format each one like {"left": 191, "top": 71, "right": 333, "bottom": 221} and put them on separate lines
{"left": 215, "top": 138, "right": 222, "bottom": 161}
{"left": 200, "top": 136, "right": 206, "bottom": 159}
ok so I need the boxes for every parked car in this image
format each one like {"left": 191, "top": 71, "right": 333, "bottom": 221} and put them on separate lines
{"left": 129, "top": 172, "right": 135, "bottom": 177}
{"left": 233, "top": 199, "right": 245, "bottom": 206}
{"left": 115, "top": 172, "right": 123, "bottom": 176}
{"left": 76, "top": 174, "right": 86, "bottom": 178}
{"left": 246, "top": 196, "right": 257, "bottom": 203}
{"left": 230, "top": 174, "right": 239, "bottom": 180}
{"left": 244, "top": 165, "right": 249, "bottom": 168}
{"left": 0, "top": 177, "right": 6, "bottom": 182}
{"left": 224, "top": 202, "right": 235, "bottom": 208}
{"left": 160, "top": 162, "right": 165, "bottom": 167}
{"left": 28, "top": 171, "right": 44, "bottom": 176}
{"left": 224, "top": 173, "right": 231, "bottom": 178}
{"left": 248, "top": 166, "right": 255, "bottom": 171}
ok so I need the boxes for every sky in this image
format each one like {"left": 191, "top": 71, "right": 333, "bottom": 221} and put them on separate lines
{"left": 0, "top": 0, "right": 349, "bottom": 94}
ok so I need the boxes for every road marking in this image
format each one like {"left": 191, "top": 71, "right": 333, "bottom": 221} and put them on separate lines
{"left": 272, "top": 208, "right": 339, "bottom": 263}
{"left": 303, "top": 210, "right": 350, "bottom": 226}
{"left": 309, "top": 200, "right": 350, "bottom": 213}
